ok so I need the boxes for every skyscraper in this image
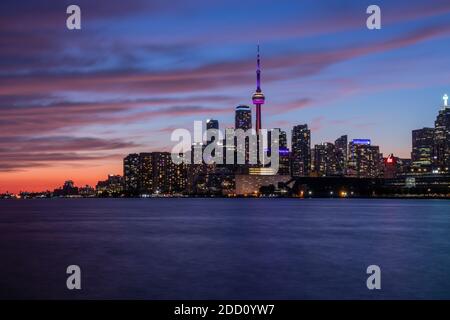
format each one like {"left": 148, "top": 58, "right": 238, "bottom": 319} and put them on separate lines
{"left": 139, "top": 152, "right": 153, "bottom": 194}
{"left": 267, "top": 128, "right": 290, "bottom": 175}
{"left": 433, "top": 98, "right": 450, "bottom": 173}
{"left": 278, "top": 129, "right": 288, "bottom": 150}
{"left": 235, "top": 105, "right": 252, "bottom": 130}
{"left": 123, "top": 153, "right": 140, "bottom": 195}
{"left": 411, "top": 127, "right": 434, "bottom": 172}
{"left": 191, "top": 142, "right": 204, "bottom": 164}
{"left": 235, "top": 106, "right": 252, "bottom": 168}
{"left": 205, "top": 119, "right": 220, "bottom": 160}
{"left": 152, "top": 152, "right": 185, "bottom": 194}
{"left": 291, "top": 124, "right": 311, "bottom": 177}
{"left": 124, "top": 152, "right": 186, "bottom": 195}
{"left": 334, "top": 135, "right": 348, "bottom": 176}
{"left": 314, "top": 142, "right": 337, "bottom": 176}
{"left": 223, "top": 127, "right": 237, "bottom": 169}
{"left": 347, "top": 139, "right": 382, "bottom": 178}
{"left": 206, "top": 119, "right": 219, "bottom": 144}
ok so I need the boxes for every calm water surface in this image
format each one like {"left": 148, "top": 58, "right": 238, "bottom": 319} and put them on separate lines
{"left": 0, "top": 198, "right": 449, "bottom": 299}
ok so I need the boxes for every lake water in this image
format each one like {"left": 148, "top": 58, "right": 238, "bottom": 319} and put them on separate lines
{"left": 0, "top": 198, "right": 449, "bottom": 299}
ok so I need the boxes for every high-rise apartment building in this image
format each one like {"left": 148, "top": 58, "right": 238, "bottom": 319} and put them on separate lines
{"left": 235, "top": 105, "right": 252, "bottom": 131}
{"left": 347, "top": 139, "right": 382, "bottom": 178}
{"left": 411, "top": 127, "right": 434, "bottom": 172}
{"left": 433, "top": 103, "right": 450, "bottom": 173}
{"left": 291, "top": 124, "right": 311, "bottom": 177}
{"left": 123, "top": 152, "right": 186, "bottom": 195}
{"left": 314, "top": 142, "right": 337, "bottom": 176}
{"left": 334, "top": 135, "right": 347, "bottom": 176}
{"left": 123, "top": 153, "right": 140, "bottom": 194}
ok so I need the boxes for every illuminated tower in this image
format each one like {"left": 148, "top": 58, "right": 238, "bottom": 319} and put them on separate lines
{"left": 252, "top": 45, "right": 265, "bottom": 132}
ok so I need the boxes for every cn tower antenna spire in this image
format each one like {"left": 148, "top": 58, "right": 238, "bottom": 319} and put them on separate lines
{"left": 256, "top": 44, "right": 261, "bottom": 92}
{"left": 252, "top": 45, "right": 265, "bottom": 133}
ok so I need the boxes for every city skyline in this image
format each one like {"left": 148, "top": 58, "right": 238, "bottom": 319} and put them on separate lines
{"left": 4, "top": 94, "right": 448, "bottom": 196}
{"left": 1, "top": 0, "right": 450, "bottom": 193}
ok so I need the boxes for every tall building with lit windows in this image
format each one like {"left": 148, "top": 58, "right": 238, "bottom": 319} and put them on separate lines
{"left": 235, "top": 105, "right": 252, "bottom": 130}
{"left": 334, "top": 135, "right": 348, "bottom": 176}
{"left": 411, "top": 127, "right": 434, "bottom": 173}
{"left": 234, "top": 106, "right": 252, "bottom": 170}
{"left": 411, "top": 95, "right": 450, "bottom": 175}
{"left": 205, "top": 119, "right": 221, "bottom": 161}
{"left": 139, "top": 153, "right": 153, "bottom": 194}
{"left": 433, "top": 102, "right": 450, "bottom": 173}
{"left": 124, "top": 152, "right": 186, "bottom": 195}
{"left": 151, "top": 152, "right": 185, "bottom": 194}
{"left": 314, "top": 142, "right": 337, "bottom": 176}
{"left": 291, "top": 124, "right": 311, "bottom": 177}
{"left": 278, "top": 129, "right": 290, "bottom": 175}
{"left": 123, "top": 153, "right": 140, "bottom": 195}
{"left": 267, "top": 128, "right": 290, "bottom": 175}
{"left": 347, "top": 139, "right": 382, "bottom": 178}
{"left": 206, "top": 119, "right": 219, "bottom": 145}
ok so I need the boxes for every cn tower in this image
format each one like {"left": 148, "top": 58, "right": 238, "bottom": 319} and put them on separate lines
{"left": 252, "top": 45, "right": 265, "bottom": 132}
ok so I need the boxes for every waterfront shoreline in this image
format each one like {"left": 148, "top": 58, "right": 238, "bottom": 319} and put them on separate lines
{"left": 1, "top": 195, "right": 449, "bottom": 200}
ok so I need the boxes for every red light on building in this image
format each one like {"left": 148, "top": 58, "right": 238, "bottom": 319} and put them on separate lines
{"left": 385, "top": 154, "right": 396, "bottom": 165}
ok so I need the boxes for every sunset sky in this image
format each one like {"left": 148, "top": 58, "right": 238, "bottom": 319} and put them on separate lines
{"left": 1, "top": 0, "right": 450, "bottom": 193}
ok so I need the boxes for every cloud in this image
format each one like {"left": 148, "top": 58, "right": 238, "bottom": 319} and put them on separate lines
{"left": 270, "top": 98, "right": 313, "bottom": 114}
{"left": 0, "top": 95, "right": 235, "bottom": 137}
{"left": 0, "top": 136, "right": 139, "bottom": 172}
{"left": 3, "top": 21, "right": 449, "bottom": 98}
{"left": 309, "top": 116, "right": 326, "bottom": 132}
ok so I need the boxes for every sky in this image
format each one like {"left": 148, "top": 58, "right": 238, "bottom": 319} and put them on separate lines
{"left": 1, "top": 0, "right": 450, "bottom": 193}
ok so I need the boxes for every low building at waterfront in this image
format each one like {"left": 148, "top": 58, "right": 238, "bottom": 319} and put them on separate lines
{"left": 234, "top": 174, "right": 291, "bottom": 196}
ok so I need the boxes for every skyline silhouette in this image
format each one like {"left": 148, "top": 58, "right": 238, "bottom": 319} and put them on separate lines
{"left": 1, "top": 0, "right": 450, "bottom": 192}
